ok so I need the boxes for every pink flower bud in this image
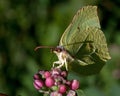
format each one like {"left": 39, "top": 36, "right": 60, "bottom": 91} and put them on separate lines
{"left": 44, "top": 71, "right": 51, "bottom": 78}
{"left": 66, "top": 80, "right": 71, "bottom": 86}
{"left": 39, "top": 70, "right": 45, "bottom": 75}
{"left": 67, "top": 90, "right": 76, "bottom": 96}
{"left": 70, "top": 80, "right": 80, "bottom": 90}
{"left": 33, "top": 74, "right": 40, "bottom": 80}
{"left": 50, "top": 91, "right": 62, "bottom": 96}
{"left": 52, "top": 68, "right": 61, "bottom": 75}
{"left": 45, "top": 77, "right": 55, "bottom": 87}
{"left": 33, "top": 79, "right": 44, "bottom": 90}
{"left": 61, "top": 71, "right": 67, "bottom": 78}
{"left": 58, "top": 84, "right": 67, "bottom": 94}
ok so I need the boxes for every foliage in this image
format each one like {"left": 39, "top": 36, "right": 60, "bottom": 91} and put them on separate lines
{"left": 0, "top": 0, "right": 120, "bottom": 96}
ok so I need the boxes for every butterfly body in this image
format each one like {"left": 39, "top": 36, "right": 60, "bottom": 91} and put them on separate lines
{"left": 52, "top": 46, "right": 74, "bottom": 70}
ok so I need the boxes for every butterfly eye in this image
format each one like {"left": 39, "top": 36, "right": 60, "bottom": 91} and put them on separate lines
{"left": 57, "top": 49, "right": 61, "bottom": 52}
{"left": 56, "top": 48, "right": 62, "bottom": 53}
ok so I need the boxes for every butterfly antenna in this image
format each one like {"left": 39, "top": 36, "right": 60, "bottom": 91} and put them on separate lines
{"left": 34, "top": 46, "right": 55, "bottom": 51}
{"left": 34, "top": 46, "right": 42, "bottom": 51}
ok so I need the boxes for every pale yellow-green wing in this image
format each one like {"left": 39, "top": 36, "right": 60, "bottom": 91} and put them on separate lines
{"left": 75, "top": 27, "right": 111, "bottom": 62}
{"left": 69, "top": 27, "right": 111, "bottom": 75}
{"left": 59, "top": 6, "right": 100, "bottom": 55}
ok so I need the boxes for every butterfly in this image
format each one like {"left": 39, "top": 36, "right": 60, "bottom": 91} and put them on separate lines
{"left": 35, "top": 6, "right": 111, "bottom": 75}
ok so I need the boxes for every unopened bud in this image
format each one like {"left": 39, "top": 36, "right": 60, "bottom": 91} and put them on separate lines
{"left": 58, "top": 84, "right": 67, "bottom": 94}
{"left": 61, "top": 71, "right": 67, "bottom": 78}
{"left": 44, "top": 71, "right": 51, "bottom": 78}
{"left": 70, "top": 80, "right": 80, "bottom": 90}
{"left": 67, "top": 90, "right": 76, "bottom": 96}
{"left": 50, "top": 91, "right": 62, "bottom": 96}
{"left": 33, "top": 74, "right": 40, "bottom": 80}
{"left": 33, "top": 79, "right": 44, "bottom": 90}
{"left": 45, "top": 77, "right": 55, "bottom": 87}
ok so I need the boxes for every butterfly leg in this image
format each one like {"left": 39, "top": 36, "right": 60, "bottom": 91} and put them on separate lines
{"left": 56, "top": 63, "right": 64, "bottom": 69}
{"left": 56, "top": 58, "right": 66, "bottom": 69}
{"left": 56, "top": 58, "right": 68, "bottom": 70}
{"left": 53, "top": 61, "right": 61, "bottom": 68}
{"left": 53, "top": 60, "right": 67, "bottom": 70}
{"left": 64, "top": 59, "right": 68, "bottom": 71}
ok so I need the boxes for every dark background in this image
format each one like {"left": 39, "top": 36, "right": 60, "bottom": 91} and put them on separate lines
{"left": 0, "top": 0, "right": 120, "bottom": 96}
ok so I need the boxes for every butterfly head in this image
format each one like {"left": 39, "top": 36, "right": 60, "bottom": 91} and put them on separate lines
{"left": 51, "top": 46, "right": 65, "bottom": 54}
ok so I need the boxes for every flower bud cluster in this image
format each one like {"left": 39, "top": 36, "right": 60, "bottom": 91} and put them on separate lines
{"left": 33, "top": 68, "right": 80, "bottom": 96}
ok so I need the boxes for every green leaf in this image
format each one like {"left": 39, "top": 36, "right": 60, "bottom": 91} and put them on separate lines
{"left": 76, "top": 89, "right": 86, "bottom": 96}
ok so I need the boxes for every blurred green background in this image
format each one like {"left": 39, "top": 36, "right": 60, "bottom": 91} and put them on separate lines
{"left": 0, "top": 0, "right": 120, "bottom": 96}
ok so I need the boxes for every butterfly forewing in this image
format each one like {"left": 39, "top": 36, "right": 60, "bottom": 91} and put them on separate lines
{"left": 59, "top": 6, "right": 100, "bottom": 55}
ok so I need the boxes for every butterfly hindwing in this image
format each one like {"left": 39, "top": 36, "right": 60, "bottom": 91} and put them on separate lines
{"left": 68, "top": 27, "right": 111, "bottom": 75}
{"left": 76, "top": 27, "right": 111, "bottom": 62}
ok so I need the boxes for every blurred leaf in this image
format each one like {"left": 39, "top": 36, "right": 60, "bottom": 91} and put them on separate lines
{"left": 76, "top": 89, "right": 86, "bottom": 96}
{"left": 115, "top": 33, "right": 120, "bottom": 45}
{"left": 85, "top": 87, "right": 104, "bottom": 96}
